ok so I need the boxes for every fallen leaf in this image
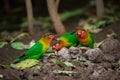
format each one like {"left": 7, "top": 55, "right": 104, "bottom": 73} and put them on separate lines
{"left": 64, "top": 61, "right": 75, "bottom": 67}
{"left": 77, "top": 57, "right": 87, "bottom": 62}
{"left": 56, "top": 60, "right": 66, "bottom": 67}
{"left": 106, "top": 32, "right": 117, "bottom": 38}
{"left": 0, "top": 74, "right": 3, "bottom": 78}
{"left": 56, "top": 60, "right": 75, "bottom": 67}
{"left": 53, "top": 70, "right": 76, "bottom": 76}
{"left": 11, "top": 42, "right": 24, "bottom": 50}
{"left": 94, "top": 41, "right": 104, "bottom": 48}
{"left": 94, "top": 20, "right": 106, "bottom": 29}
{"left": 10, "top": 59, "right": 39, "bottom": 70}
{"left": 46, "top": 46, "right": 53, "bottom": 53}
{"left": 10, "top": 33, "right": 29, "bottom": 43}
{"left": 0, "top": 42, "right": 8, "bottom": 48}
{"left": 118, "top": 60, "right": 120, "bottom": 70}
{"left": 88, "top": 27, "right": 102, "bottom": 33}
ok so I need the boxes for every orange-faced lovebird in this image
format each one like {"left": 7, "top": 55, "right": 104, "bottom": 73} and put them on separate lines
{"left": 52, "top": 32, "right": 78, "bottom": 51}
{"left": 13, "top": 33, "right": 55, "bottom": 63}
{"left": 76, "top": 29, "right": 95, "bottom": 48}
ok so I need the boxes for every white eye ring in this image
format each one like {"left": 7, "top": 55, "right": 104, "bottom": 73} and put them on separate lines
{"left": 56, "top": 43, "right": 59, "bottom": 46}
{"left": 49, "top": 35, "right": 53, "bottom": 38}
{"left": 82, "top": 31, "right": 84, "bottom": 34}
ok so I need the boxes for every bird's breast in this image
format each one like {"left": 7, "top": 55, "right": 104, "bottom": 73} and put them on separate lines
{"left": 79, "top": 37, "right": 89, "bottom": 44}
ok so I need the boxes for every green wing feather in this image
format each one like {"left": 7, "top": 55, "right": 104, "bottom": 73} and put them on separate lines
{"left": 13, "top": 41, "right": 44, "bottom": 63}
{"left": 58, "top": 32, "right": 78, "bottom": 47}
{"left": 88, "top": 33, "right": 95, "bottom": 48}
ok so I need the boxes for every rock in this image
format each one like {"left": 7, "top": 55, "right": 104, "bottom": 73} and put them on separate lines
{"left": 84, "top": 61, "right": 94, "bottom": 68}
{"left": 85, "top": 48, "right": 104, "bottom": 62}
{"left": 100, "top": 37, "right": 120, "bottom": 53}
{"left": 23, "top": 66, "right": 41, "bottom": 80}
{"left": 83, "top": 61, "right": 95, "bottom": 72}
{"left": 92, "top": 66, "right": 107, "bottom": 77}
{"left": 92, "top": 70, "right": 100, "bottom": 77}
{"left": 69, "top": 46, "right": 82, "bottom": 59}
{"left": 69, "top": 46, "right": 82, "bottom": 54}
{"left": 57, "top": 47, "right": 71, "bottom": 60}
{"left": 103, "top": 54, "right": 115, "bottom": 62}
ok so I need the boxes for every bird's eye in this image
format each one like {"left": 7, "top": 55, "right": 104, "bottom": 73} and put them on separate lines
{"left": 49, "top": 35, "right": 53, "bottom": 38}
{"left": 56, "top": 43, "right": 59, "bottom": 46}
{"left": 82, "top": 31, "right": 84, "bottom": 34}
{"left": 56, "top": 43, "right": 60, "bottom": 46}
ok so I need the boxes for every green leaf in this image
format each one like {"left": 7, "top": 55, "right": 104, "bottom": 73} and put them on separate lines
{"left": 93, "top": 17, "right": 113, "bottom": 29}
{"left": 77, "top": 57, "right": 87, "bottom": 62}
{"left": 0, "top": 42, "right": 8, "bottom": 48}
{"left": 53, "top": 70, "right": 76, "bottom": 76}
{"left": 10, "top": 59, "right": 39, "bottom": 70}
{"left": 94, "top": 20, "right": 106, "bottom": 29}
{"left": 56, "top": 60, "right": 66, "bottom": 67}
{"left": 46, "top": 46, "right": 53, "bottom": 53}
{"left": 94, "top": 41, "right": 104, "bottom": 48}
{"left": 118, "top": 60, "right": 120, "bottom": 70}
{"left": 64, "top": 61, "right": 75, "bottom": 67}
{"left": 56, "top": 60, "right": 75, "bottom": 67}
{"left": 118, "top": 60, "right": 120, "bottom": 64}
{"left": 11, "top": 42, "right": 24, "bottom": 50}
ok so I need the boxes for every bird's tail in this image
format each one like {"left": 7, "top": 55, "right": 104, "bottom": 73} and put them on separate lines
{"left": 12, "top": 54, "right": 27, "bottom": 64}
{"left": 0, "top": 64, "right": 11, "bottom": 68}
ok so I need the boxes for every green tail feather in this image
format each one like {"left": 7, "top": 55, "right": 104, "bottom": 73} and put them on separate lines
{"left": 12, "top": 54, "right": 27, "bottom": 64}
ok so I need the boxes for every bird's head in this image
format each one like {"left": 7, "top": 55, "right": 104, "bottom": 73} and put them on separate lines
{"left": 41, "top": 33, "right": 56, "bottom": 43}
{"left": 52, "top": 42, "right": 62, "bottom": 51}
{"left": 48, "top": 33, "right": 56, "bottom": 41}
{"left": 76, "top": 29, "right": 87, "bottom": 39}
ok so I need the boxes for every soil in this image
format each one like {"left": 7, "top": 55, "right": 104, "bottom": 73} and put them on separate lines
{"left": 0, "top": 21, "right": 120, "bottom": 80}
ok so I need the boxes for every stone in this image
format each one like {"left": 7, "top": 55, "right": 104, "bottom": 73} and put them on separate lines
{"left": 100, "top": 37, "right": 120, "bottom": 53}
{"left": 58, "top": 47, "right": 71, "bottom": 60}
{"left": 69, "top": 46, "right": 82, "bottom": 59}
{"left": 85, "top": 48, "right": 104, "bottom": 62}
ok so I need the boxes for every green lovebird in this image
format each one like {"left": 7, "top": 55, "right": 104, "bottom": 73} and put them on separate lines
{"left": 12, "top": 33, "right": 55, "bottom": 63}
{"left": 76, "top": 29, "right": 95, "bottom": 48}
{"left": 52, "top": 32, "right": 78, "bottom": 51}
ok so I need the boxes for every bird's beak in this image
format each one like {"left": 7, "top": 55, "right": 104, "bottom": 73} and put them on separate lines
{"left": 52, "top": 45, "right": 56, "bottom": 50}
{"left": 53, "top": 36, "right": 56, "bottom": 40}
{"left": 77, "top": 32, "right": 82, "bottom": 37}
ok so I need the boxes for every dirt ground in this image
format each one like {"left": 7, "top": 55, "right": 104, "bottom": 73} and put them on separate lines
{"left": 0, "top": 22, "right": 120, "bottom": 80}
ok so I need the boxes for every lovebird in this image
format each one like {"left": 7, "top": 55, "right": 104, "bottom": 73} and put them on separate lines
{"left": 13, "top": 33, "right": 55, "bottom": 63}
{"left": 76, "top": 29, "right": 95, "bottom": 48}
{"left": 52, "top": 32, "right": 78, "bottom": 51}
